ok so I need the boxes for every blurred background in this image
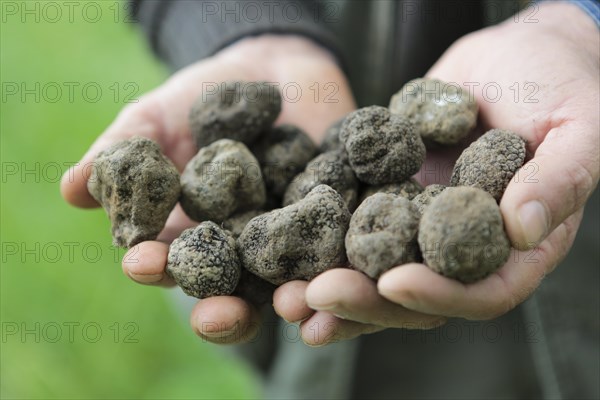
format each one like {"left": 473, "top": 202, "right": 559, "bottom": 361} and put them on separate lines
{"left": 1, "top": 1, "right": 260, "bottom": 398}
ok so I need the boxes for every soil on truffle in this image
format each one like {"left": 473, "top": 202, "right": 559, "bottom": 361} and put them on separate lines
{"left": 346, "top": 193, "right": 420, "bottom": 278}
{"left": 417, "top": 187, "right": 510, "bottom": 283}
{"left": 88, "top": 137, "right": 180, "bottom": 248}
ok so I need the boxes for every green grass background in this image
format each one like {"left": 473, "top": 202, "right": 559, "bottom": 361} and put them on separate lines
{"left": 0, "top": 2, "right": 260, "bottom": 398}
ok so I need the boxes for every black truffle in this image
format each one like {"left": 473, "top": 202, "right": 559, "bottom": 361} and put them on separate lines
{"left": 166, "top": 222, "right": 241, "bottom": 299}
{"left": 283, "top": 150, "right": 359, "bottom": 211}
{"left": 189, "top": 81, "right": 281, "bottom": 148}
{"left": 358, "top": 178, "right": 424, "bottom": 205}
{"left": 339, "top": 106, "right": 425, "bottom": 185}
{"left": 450, "top": 129, "right": 526, "bottom": 201}
{"left": 251, "top": 124, "right": 318, "bottom": 198}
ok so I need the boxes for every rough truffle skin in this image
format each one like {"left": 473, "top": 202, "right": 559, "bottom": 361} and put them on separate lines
{"left": 189, "top": 81, "right": 281, "bottom": 148}
{"left": 320, "top": 118, "right": 345, "bottom": 153}
{"left": 283, "top": 150, "right": 359, "bottom": 211}
{"left": 450, "top": 129, "right": 526, "bottom": 201}
{"left": 88, "top": 137, "right": 180, "bottom": 248}
{"left": 346, "top": 193, "right": 420, "bottom": 279}
{"left": 180, "top": 139, "right": 266, "bottom": 223}
{"left": 389, "top": 78, "right": 478, "bottom": 146}
{"left": 166, "top": 222, "right": 241, "bottom": 299}
{"left": 418, "top": 187, "right": 511, "bottom": 283}
{"left": 359, "top": 178, "right": 424, "bottom": 204}
{"left": 339, "top": 106, "right": 425, "bottom": 185}
{"left": 251, "top": 124, "right": 318, "bottom": 197}
{"left": 238, "top": 185, "right": 351, "bottom": 285}
{"left": 412, "top": 184, "right": 447, "bottom": 215}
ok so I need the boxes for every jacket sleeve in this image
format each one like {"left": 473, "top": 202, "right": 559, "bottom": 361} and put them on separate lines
{"left": 129, "top": 0, "right": 345, "bottom": 71}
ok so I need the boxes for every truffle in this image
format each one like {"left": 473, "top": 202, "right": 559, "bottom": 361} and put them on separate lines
{"left": 320, "top": 118, "right": 345, "bottom": 153}
{"left": 180, "top": 139, "right": 266, "bottom": 223}
{"left": 346, "top": 193, "right": 420, "bottom": 279}
{"left": 88, "top": 137, "right": 180, "bottom": 248}
{"left": 339, "top": 106, "right": 425, "bottom": 185}
{"left": 359, "top": 178, "right": 424, "bottom": 204}
{"left": 412, "top": 184, "right": 447, "bottom": 215}
{"left": 389, "top": 78, "right": 478, "bottom": 146}
{"left": 283, "top": 150, "right": 359, "bottom": 210}
{"left": 418, "top": 187, "right": 510, "bottom": 283}
{"left": 238, "top": 185, "right": 351, "bottom": 285}
{"left": 251, "top": 124, "right": 318, "bottom": 197}
{"left": 450, "top": 129, "right": 526, "bottom": 201}
{"left": 189, "top": 81, "right": 281, "bottom": 148}
{"left": 222, "top": 211, "right": 277, "bottom": 305}
{"left": 166, "top": 222, "right": 241, "bottom": 299}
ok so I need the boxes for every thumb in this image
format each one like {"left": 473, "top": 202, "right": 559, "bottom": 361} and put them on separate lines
{"left": 500, "top": 122, "right": 599, "bottom": 250}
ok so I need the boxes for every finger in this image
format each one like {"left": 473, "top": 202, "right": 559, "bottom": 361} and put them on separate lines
{"left": 121, "top": 241, "right": 175, "bottom": 287}
{"left": 501, "top": 122, "right": 598, "bottom": 250}
{"left": 191, "top": 296, "right": 261, "bottom": 345}
{"left": 60, "top": 99, "right": 165, "bottom": 208}
{"left": 299, "top": 311, "right": 383, "bottom": 347}
{"left": 305, "top": 269, "right": 445, "bottom": 329}
{"left": 156, "top": 204, "right": 198, "bottom": 243}
{"left": 378, "top": 210, "right": 583, "bottom": 320}
{"left": 273, "top": 280, "right": 315, "bottom": 323}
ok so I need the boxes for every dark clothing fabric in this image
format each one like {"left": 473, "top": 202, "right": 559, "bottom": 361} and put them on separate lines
{"left": 133, "top": 1, "right": 600, "bottom": 398}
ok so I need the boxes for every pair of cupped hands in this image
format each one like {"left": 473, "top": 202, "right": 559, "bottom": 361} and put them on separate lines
{"left": 61, "top": 3, "right": 598, "bottom": 346}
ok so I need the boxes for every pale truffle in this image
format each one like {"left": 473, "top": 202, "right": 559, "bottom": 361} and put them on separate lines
{"left": 389, "top": 77, "right": 478, "bottom": 146}
{"left": 418, "top": 187, "right": 511, "bottom": 283}
{"left": 346, "top": 193, "right": 420, "bottom": 278}
{"left": 180, "top": 139, "right": 266, "bottom": 223}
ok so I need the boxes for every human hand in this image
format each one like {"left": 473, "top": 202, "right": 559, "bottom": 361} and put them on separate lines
{"left": 61, "top": 35, "right": 356, "bottom": 344}
{"left": 273, "top": 2, "right": 599, "bottom": 345}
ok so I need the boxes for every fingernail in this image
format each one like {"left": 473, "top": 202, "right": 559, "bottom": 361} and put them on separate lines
{"left": 128, "top": 272, "right": 162, "bottom": 284}
{"left": 309, "top": 303, "right": 335, "bottom": 311}
{"left": 518, "top": 200, "right": 548, "bottom": 248}
{"left": 200, "top": 329, "right": 237, "bottom": 338}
